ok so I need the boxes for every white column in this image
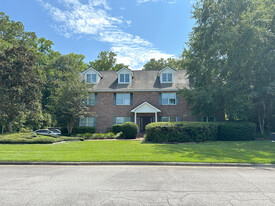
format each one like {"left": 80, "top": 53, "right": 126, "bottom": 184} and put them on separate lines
{"left": 134, "top": 112, "right": 137, "bottom": 124}
{"left": 155, "top": 112, "right": 158, "bottom": 122}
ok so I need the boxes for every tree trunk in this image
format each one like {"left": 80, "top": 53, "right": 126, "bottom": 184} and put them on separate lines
{"left": 67, "top": 120, "right": 74, "bottom": 134}
{"left": 8, "top": 122, "right": 13, "bottom": 133}
{"left": 1, "top": 126, "right": 4, "bottom": 134}
{"left": 258, "top": 102, "right": 266, "bottom": 135}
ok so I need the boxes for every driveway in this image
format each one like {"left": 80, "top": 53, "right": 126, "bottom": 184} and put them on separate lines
{"left": 0, "top": 165, "right": 275, "bottom": 205}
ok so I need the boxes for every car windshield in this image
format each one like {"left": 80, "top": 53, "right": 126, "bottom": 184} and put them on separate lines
{"left": 51, "top": 130, "right": 60, "bottom": 133}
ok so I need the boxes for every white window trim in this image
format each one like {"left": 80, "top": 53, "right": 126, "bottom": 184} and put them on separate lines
{"left": 118, "top": 73, "right": 130, "bottom": 84}
{"left": 86, "top": 73, "right": 97, "bottom": 84}
{"left": 79, "top": 117, "right": 96, "bottom": 127}
{"left": 162, "top": 93, "right": 176, "bottom": 105}
{"left": 162, "top": 73, "right": 173, "bottom": 83}
{"left": 114, "top": 117, "right": 131, "bottom": 125}
{"left": 161, "top": 116, "right": 179, "bottom": 122}
{"left": 86, "top": 93, "right": 95, "bottom": 106}
{"left": 116, "top": 93, "right": 130, "bottom": 105}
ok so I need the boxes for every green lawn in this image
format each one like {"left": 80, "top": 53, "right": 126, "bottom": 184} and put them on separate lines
{"left": 0, "top": 140, "right": 274, "bottom": 163}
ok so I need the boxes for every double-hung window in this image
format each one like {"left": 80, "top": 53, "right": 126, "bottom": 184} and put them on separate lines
{"left": 116, "top": 93, "right": 130, "bottom": 105}
{"left": 119, "top": 73, "right": 130, "bottom": 83}
{"left": 162, "top": 93, "right": 176, "bottom": 105}
{"left": 162, "top": 73, "right": 172, "bottom": 83}
{"left": 86, "top": 74, "right": 97, "bottom": 84}
{"left": 86, "top": 93, "right": 96, "bottom": 106}
{"left": 114, "top": 117, "right": 131, "bottom": 125}
{"left": 79, "top": 117, "right": 96, "bottom": 127}
{"left": 160, "top": 116, "right": 179, "bottom": 122}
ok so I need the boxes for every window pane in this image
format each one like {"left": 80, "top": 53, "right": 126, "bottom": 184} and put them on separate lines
{"left": 162, "top": 93, "right": 169, "bottom": 105}
{"left": 88, "top": 117, "right": 95, "bottom": 127}
{"left": 115, "top": 117, "right": 131, "bottom": 124}
{"left": 124, "top": 93, "right": 130, "bottom": 105}
{"left": 125, "top": 117, "right": 131, "bottom": 122}
{"left": 125, "top": 74, "right": 130, "bottom": 82}
{"left": 92, "top": 74, "right": 97, "bottom": 83}
{"left": 116, "top": 117, "right": 124, "bottom": 124}
{"left": 120, "top": 74, "right": 124, "bottom": 82}
{"left": 169, "top": 93, "right": 176, "bottom": 104}
{"left": 162, "top": 73, "right": 167, "bottom": 82}
{"left": 168, "top": 73, "right": 172, "bottom": 82}
{"left": 162, "top": 117, "right": 170, "bottom": 122}
{"left": 170, "top": 117, "right": 177, "bottom": 122}
{"left": 86, "top": 74, "right": 92, "bottom": 83}
{"left": 87, "top": 93, "right": 95, "bottom": 105}
{"left": 116, "top": 94, "right": 123, "bottom": 105}
{"left": 79, "top": 118, "right": 86, "bottom": 126}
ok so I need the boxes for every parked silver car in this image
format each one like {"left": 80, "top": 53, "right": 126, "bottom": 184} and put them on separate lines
{"left": 34, "top": 129, "right": 61, "bottom": 136}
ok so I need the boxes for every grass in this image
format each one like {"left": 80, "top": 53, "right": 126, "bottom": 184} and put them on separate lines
{"left": 0, "top": 140, "right": 274, "bottom": 163}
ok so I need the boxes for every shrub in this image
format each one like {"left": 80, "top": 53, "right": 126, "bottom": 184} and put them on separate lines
{"left": 0, "top": 133, "right": 84, "bottom": 144}
{"left": 72, "top": 127, "right": 96, "bottom": 134}
{"left": 61, "top": 127, "right": 96, "bottom": 135}
{"left": 90, "top": 132, "right": 116, "bottom": 139}
{"left": 121, "top": 122, "right": 138, "bottom": 139}
{"left": 115, "top": 132, "right": 124, "bottom": 139}
{"left": 145, "top": 121, "right": 256, "bottom": 143}
{"left": 77, "top": 133, "right": 94, "bottom": 139}
{"left": 0, "top": 136, "right": 55, "bottom": 144}
{"left": 145, "top": 122, "right": 218, "bottom": 143}
{"left": 218, "top": 122, "right": 256, "bottom": 141}
{"left": 112, "top": 124, "right": 122, "bottom": 134}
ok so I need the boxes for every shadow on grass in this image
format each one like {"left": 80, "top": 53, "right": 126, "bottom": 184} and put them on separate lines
{"left": 143, "top": 141, "right": 275, "bottom": 163}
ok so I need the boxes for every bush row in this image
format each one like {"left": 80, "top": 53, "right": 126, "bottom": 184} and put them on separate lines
{"left": 0, "top": 133, "right": 84, "bottom": 144}
{"left": 145, "top": 122, "right": 256, "bottom": 143}
{"left": 78, "top": 132, "right": 117, "bottom": 140}
{"left": 112, "top": 122, "right": 138, "bottom": 139}
{"left": 61, "top": 127, "right": 96, "bottom": 135}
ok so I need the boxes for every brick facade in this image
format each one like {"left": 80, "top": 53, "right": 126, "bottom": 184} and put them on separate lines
{"left": 86, "top": 91, "right": 195, "bottom": 133}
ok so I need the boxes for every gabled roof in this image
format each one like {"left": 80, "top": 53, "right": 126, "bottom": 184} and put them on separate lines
{"left": 131, "top": 102, "right": 161, "bottom": 113}
{"left": 81, "top": 67, "right": 103, "bottom": 78}
{"left": 89, "top": 70, "right": 189, "bottom": 92}
{"left": 158, "top": 66, "right": 176, "bottom": 77}
{"left": 116, "top": 67, "right": 134, "bottom": 77}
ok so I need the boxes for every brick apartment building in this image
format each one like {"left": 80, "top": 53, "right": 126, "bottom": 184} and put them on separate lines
{"left": 79, "top": 66, "right": 194, "bottom": 133}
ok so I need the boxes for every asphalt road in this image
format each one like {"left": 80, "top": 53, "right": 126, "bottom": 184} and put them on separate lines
{"left": 0, "top": 166, "right": 275, "bottom": 206}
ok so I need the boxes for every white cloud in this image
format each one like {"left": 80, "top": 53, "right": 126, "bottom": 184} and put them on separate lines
{"left": 39, "top": 0, "right": 173, "bottom": 69}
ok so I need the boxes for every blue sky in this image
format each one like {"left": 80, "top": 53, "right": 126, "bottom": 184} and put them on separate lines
{"left": 2, "top": 0, "right": 195, "bottom": 69}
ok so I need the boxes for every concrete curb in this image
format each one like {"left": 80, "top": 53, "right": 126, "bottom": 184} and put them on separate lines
{"left": 0, "top": 161, "right": 274, "bottom": 167}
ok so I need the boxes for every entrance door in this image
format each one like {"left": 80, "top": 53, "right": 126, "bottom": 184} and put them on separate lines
{"left": 140, "top": 116, "right": 153, "bottom": 132}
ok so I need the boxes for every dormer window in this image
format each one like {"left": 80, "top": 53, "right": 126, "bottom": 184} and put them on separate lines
{"left": 162, "top": 73, "right": 172, "bottom": 83}
{"left": 120, "top": 73, "right": 130, "bottom": 83}
{"left": 87, "top": 74, "right": 97, "bottom": 84}
{"left": 158, "top": 66, "right": 176, "bottom": 84}
{"left": 81, "top": 67, "right": 103, "bottom": 85}
{"left": 117, "top": 67, "right": 134, "bottom": 84}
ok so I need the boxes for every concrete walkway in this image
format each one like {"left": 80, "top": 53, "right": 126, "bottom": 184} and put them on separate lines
{"left": 0, "top": 165, "right": 275, "bottom": 205}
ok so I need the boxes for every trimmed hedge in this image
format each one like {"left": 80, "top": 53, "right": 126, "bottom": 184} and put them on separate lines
{"left": 145, "top": 122, "right": 218, "bottom": 143}
{"left": 0, "top": 133, "right": 84, "bottom": 144}
{"left": 61, "top": 127, "right": 96, "bottom": 135}
{"left": 112, "top": 123, "right": 138, "bottom": 139}
{"left": 112, "top": 124, "right": 122, "bottom": 134}
{"left": 218, "top": 122, "right": 256, "bottom": 141}
{"left": 0, "top": 136, "right": 55, "bottom": 144}
{"left": 145, "top": 122, "right": 256, "bottom": 143}
{"left": 121, "top": 122, "right": 138, "bottom": 139}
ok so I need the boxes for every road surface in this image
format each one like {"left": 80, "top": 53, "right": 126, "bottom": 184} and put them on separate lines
{"left": 0, "top": 165, "right": 275, "bottom": 205}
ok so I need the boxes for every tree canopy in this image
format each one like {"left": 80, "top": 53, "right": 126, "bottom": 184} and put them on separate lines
{"left": 181, "top": 0, "right": 275, "bottom": 133}
{"left": 143, "top": 58, "right": 180, "bottom": 70}
{"left": 89, "top": 51, "right": 128, "bottom": 71}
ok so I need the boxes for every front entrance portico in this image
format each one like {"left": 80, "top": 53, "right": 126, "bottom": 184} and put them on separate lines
{"left": 131, "top": 102, "right": 161, "bottom": 132}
